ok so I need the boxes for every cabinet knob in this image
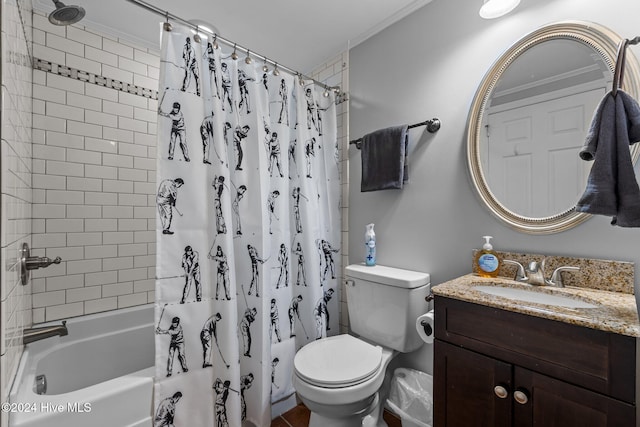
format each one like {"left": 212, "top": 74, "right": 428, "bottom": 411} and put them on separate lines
{"left": 493, "top": 385, "right": 509, "bottom": 399}
{"left": 514, "top": 389, "right": 529, "bottom": 404}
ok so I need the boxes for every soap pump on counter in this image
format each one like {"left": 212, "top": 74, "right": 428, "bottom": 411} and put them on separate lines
{"left": 365, "top": 223, "right": 376, "bottom": 266}
{"left": 475, "top": 235, "right": 500, "bottom": 278}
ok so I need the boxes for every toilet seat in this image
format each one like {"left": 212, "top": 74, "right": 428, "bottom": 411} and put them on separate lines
{"left": 294, "top": 335, "right": 382, "bottom": 388}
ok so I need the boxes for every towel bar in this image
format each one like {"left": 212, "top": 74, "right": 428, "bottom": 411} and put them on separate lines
{"left": 349, "top": 118, "right": 441, "bottom": 149}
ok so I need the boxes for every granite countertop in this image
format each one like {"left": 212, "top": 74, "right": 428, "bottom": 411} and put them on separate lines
{"left": 433, "top": 274, "right": 640, "bottom": 338}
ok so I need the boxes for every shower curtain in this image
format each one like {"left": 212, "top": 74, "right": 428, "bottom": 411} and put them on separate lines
{"left": 153, "top": 24, "right": 341, "bottom": 427}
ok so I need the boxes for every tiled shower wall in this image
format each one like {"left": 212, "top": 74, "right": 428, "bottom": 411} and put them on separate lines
{"left": 0, "top": 0, "right": 33, "bottom": 418}
{"left": 30, "top": 11, "right": 160, "bottom": 322}
{"left": 29, "top": 12, "right": 350, "bottom": 327}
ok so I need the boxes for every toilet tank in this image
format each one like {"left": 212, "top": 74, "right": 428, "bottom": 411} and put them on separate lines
{"left": 345, "top": 264, "right": 431, "bottom": 353}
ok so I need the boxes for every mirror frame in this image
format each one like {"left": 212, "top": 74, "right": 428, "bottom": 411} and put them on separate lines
{"left": 467, "top": 21, "right": 640, "bottom": 234}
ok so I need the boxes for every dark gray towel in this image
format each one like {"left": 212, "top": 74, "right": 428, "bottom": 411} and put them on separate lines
{"left": 575, "top": 90, "right": 640, "bottom": 226}
{"left": 360, "top": 125, "right": 409, "bottom": 192}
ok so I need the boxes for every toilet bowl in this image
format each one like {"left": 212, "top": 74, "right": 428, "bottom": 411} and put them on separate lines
{"left": 293, "top": 334, "right": 395, "bottom": 427}
{"left": 293, "top": 264, "right": 431, "bottom": 427}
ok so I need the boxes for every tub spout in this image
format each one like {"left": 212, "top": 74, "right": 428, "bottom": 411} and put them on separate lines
{"left": 23, "top": 321, "right": 68, "bottom": 345}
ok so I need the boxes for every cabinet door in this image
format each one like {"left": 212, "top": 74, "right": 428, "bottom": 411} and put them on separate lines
{"left": 514, "top": 367, "right": 636, "bottom": 427}
{"left": 434, "top": 340, "right": 512, "bottom": 427}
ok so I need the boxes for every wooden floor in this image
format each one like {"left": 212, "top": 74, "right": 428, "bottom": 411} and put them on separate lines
{"left": 270, "top": 403, "right": 403, "bottom": 427}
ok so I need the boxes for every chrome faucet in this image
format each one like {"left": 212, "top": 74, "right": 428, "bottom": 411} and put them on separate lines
{"left": 503, "top": 258, "right": 580, "bottom": 288}
{"left": 23, "top": 321, "right": 68, "bottom": 345}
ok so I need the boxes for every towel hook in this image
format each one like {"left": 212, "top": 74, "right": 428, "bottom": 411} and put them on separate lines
{"left": 613, "top": 39, "right": 628, "bottom": 97}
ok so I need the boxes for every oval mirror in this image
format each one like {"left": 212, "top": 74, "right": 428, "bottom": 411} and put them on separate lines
{"left": 467, "top": 21, "right": 640, "bottom": 234}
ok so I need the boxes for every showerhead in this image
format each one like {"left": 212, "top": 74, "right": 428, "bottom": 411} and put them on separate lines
{"left": 48, "top": 0, "right": 85, "bottom": 26}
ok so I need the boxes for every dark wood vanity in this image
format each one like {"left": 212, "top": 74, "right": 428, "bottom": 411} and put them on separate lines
{"left": 433, "top": 297, "right": 636, "bottom": 426}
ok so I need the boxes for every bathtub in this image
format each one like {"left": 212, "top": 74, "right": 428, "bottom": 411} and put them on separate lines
{"left": 9, "top": 304, "right": 155, "bottom": 427}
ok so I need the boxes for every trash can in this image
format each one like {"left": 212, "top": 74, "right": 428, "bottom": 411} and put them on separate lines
{"left": 386, "top": 368, "right": 433, "bottom": 427}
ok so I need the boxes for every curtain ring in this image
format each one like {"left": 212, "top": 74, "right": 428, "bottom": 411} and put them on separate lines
{"left": 193, "top": 25, "right": 202, "bottom": 44}
{"left": 212, "top": 34, "right": 219, "bottom": 50}
{"left": 273, "top": 63, "right": 280, "bottom": 76}
{"left": 262, "top": 58, "right": 269, "bottom": 72}
{"left": 245, "top": 50, "right": 252, "bottom": 65}
{"left": 298, "top": 73, "right": 305, "bottom": 86}
{"left": 231, "top": 44, "right": 238, "bottom": 60}
{"left": 163, "top": 12, "right": 172, "bottom": 32}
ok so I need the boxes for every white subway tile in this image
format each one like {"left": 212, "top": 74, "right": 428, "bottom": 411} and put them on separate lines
{"left": 46, "top": 161, "right": 84, "bottom": 177}
{"left": 133, "top": 107, "right": 157, "bottom": 124}
{"left": 102, "top": 64, "right": 133, "bottom": 84}
{"left": 102, "top": 205, "right": 133, "bottom": 218}
{"left": 46, "top": 102, "right": 85, "bottom": 122}
{"left": 46, "top": 33, "right": 84, "bottom": 57}
{"left": 133, "top": 206, "right": 154, "bottom": 219}
{"left": 134, "top": 255, "right": 155, "bottom": 269}
{"left": 66, "top": 259, "right": 102, "bottom": 274}
{"left": 85, "top": 271, "right": 117, "bottom": 286}
{"left": 102, "top": 100, "right": 133, "bottom": 118}
{"left": 134, "top": 49, "right": 158, "bottom": 67}
{"left": 118, "top": 142, "right": 146, "bottom": 157}
{"left": 103, "top": 127, "right": 133, "bottom": 143}
{"left": 133, "top": 157, "right": 155, "bottom": 170}
{"left": 47, "top": 73, "right": 85, "bottom": 95}
{"left": 66, "top": 26, "right": 102, "bottom": 49}
{"left": 32, "top": 308, "right": 45, "bottom": 324}
{"left": 46, "top": 246, "right": 84, "bottom": 262}
{"left": 45, "top": 302, "right": 84, "bottom": 321}
{"left": 134, "top": 132, "right": 156, "bottom": 146}
{"left": 33, "top": 99, "right": 46, "bottom": 115}
{"left": 65, "top": 53, "right": 101, "bottom": 75}
{"left": 32, "top": 290, "right": 66, "bottom": 308}
{"left": 33, "top": 144, "right": 65, "bottom": 161}
{"left": 118, "top": 243, "right": 147, "bottom": 257}
{"left": 102, "top": 153, "right": 133, "bottom": 168}
{"left": 84, "top": 191, "right": 117, "bottom": 205}
{"left": 66, "top": 92, "right": 101, "bottom": 112}
{"left": 102, "top": 281, "right": 133, "bottom": 297}
{"left": 133, "top": 74, "right": 157, "bottom": 91}
{"left": 133, "top": 278, "right": 154, "bottom": 292}
{"left": 33, "top": 84, "right": 66, "bottom": 103}
{"left": 118, "top": 57, "right": 147, "bottom": 75}
{"left": 103, "top": 38, "right": 133, "bottom": 58}
{"left": 32, "top": 43, "right": 65, "bottom": 65}
{"left": 67, "top": 120, "right": 102, "bottom": 138}
{"left": 118, "top": 168, "right": 147, "bottom": 182}
{"left": 117, "top": 292, "right": 147, "bottom": 308}
{"left": 33, "top": 114, "right": 66, "bottom": 133}
{"left": 102, "top": 256, "right": 134, "bottom": 272}
{"left": 102, "top": 232, "right": 133, "bottom": 245}
{"left": 66, "top": 286, "right": 101, "bottom": 303}
{"left": 85, "top": 45, "right": 118, "bottom": 67}
{"left": 134, "top": 230, "right": 155, "bottom": 243}
{"left": 66, "top": 232, "right": 102, "bottom": 246}
{"left": 117, "top": 219, "right": 146, "bottom": 231}
{"left": 85, "top": 84, "right": 118, "bottom": 102}
{"left": 65, "top": 205, "right": 101, "bottom": 218}
{"left": 66, "top": 148, "right": 101, "bottom": 165}
{"left": 46, "top": 189, "right": 85, "bottom": 204}
{"left": 84, "top": 165, "right": 117, "bottom": 179}
{"left": 118, "top": 91, "right": 147, "bottom": 109}
{"left": 32, "top": 203, "right": 65, "bottom": 218}
{"left": 46, "top": 218, "right": 83, "bottom": 233}
{"left": 118, "top": 116, "right": 147, "bottom": 133}
{"left": 84, "top": 218, "right": 117, "bottom": 232}
{"left": 84, "top": 137, "right": 117, "bottom": 154}
{"left": 84, "top": 245, "right": 118, "bottom": 259}
{"left": 85, "top": 110, "right": 118, "bottom": 128}
{"left": 46, "top": 131, "right": 84, "bottom": 149}
{"left": 45, "top": 274, "right": 85, "bottom": 291}
{"left": 84, "top": 297, "right": 117, "bottom": 314}
{"left": 66, "top": 177, "right": 102, "bottom": 192}
{"left": 118, "top": 194, "right": 147, "bottom": 206}
{"left": 32, "top": 174, "right": 66, "bottom": 190}
{"left": 102, "top": 180, "right": 133, "bottom": 193}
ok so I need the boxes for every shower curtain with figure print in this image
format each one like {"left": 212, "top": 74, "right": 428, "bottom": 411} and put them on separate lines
{"left": 153, "top": 24, "right": 341, "bottom": 427}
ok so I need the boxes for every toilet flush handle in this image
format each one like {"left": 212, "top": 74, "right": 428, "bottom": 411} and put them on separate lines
{"left": 345, "top": 279, "right": 355, "bottom": 287}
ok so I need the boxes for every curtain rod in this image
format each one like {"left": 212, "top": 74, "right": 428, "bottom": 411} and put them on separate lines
{"left": 124, "top": 0, "right": 342, "bottom": 95}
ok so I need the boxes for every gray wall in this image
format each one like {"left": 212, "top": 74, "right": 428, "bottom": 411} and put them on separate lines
{"left": 349, "top": 0, "right": 640, "bottom": 291}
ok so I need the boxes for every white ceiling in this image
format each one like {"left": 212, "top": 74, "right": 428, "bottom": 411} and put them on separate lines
{"left": 34, "top": 0, "right": 433, "bottom": 73}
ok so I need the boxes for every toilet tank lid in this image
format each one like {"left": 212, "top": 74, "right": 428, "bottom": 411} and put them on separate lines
{"left": 345, "top": 264, "right": 430, "bottom": 289}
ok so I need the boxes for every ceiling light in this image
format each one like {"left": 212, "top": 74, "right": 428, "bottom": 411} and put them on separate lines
{"left": 479, "top": 0, "right": 520, "bottom": 19}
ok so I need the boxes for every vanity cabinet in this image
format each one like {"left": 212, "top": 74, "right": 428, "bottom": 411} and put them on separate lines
{"left": 433, "top": 297, "right": 636, "bottom": 427}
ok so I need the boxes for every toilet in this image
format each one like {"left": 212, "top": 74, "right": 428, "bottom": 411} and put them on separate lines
{"left": 293, "top": 264, "right": 431, "bottom": 427}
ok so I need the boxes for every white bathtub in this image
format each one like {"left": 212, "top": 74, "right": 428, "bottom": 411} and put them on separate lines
{"left": 9, "top": 304, "right": 155, "bottom": 427}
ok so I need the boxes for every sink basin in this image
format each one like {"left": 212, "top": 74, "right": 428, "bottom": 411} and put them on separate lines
{"left": 474, "top": 285, "right": 598, "bottom": 309}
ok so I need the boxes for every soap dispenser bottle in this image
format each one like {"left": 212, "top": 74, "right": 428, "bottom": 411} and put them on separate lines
{"left": 365, "top": 223, "right": 376, "bottom": 266}
{"left": 475, "top": 235, "right": 500, "bottom": 278}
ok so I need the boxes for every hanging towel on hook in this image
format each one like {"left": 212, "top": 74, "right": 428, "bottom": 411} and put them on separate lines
{"left": 360, "top": 125, "right": 409, "bottom": 192}
{"left": 575, "top": 89, "right": 640, "bottom": 226}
